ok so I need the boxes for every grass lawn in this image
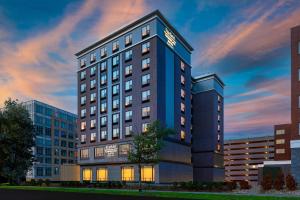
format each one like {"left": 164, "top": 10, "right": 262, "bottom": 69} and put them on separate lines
{"left": 0, "top": 185, "right": 299, "bottom": 200}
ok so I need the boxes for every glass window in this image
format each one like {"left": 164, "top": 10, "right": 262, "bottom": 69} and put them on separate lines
{"left": 142, "top": 58, "right": 150, "bottom": 70}
{"left": 90, "top": 106, "right": 96, "bottom": 115}
{"left": 80, "top": 149, "right": 89, "bottom": 159}
{"left": 82, "top": 168, "right": 92, "bottom": 181}
{"left": 101, "top": 130, "right": 107, "bottom": 140}
{"left": 181, "top": 103, "right": 185, "bottom": 112}
{"left": 276, "top": 139, "right": 285, "bottom": 144}
{"left": 81, "top": 122, "right": 86, "bottom": 131}
{"left": 101, "top": 73, "right": 107, "bottom": 85}
{"left": 180, "top": 130, "right": 186, "bottom": 140}
{"left": 125, "top": 50, "right": 133, "bottom": 61}
{"left": 80, "top": 83, "right": 86, "bottom": 93}
{"left": 81, "top": 96, "right": 86, "bottom": 105}
{"left": 142, "top": 24, "right": 150, "bottom": 38}
{"left": 125, "top": 65, "right": 133, "bottom": 76}
{"left": 100, "top": 89, "right": 107, "bottom": 99}
{"left": 276, "top": 149, "right": 285, "bottom": 154}
{"left": 80, "top": 71, "right": 86, "bottom": 80}
{"left": 113, "top": 127, "right": 119, "bottom": 138}
{"left": 181, "top": 116, "right": 185, "bottom": 126}
{"left": 142, "top": 74, "right": 150, "bottom": 86}
{"left": 113, "top": 113, "right": 119, "bottom": 124}
{"left": 100, "top": 116, "right": 107, "bottom": 127}
{"left": 90, "top": 79, "right": 96, "bottom": 89}
{"left": 90, "top": 132, "right": 96, "bottom": 142}
{"left": 181, "top": 89, "right": 185, "bottom": 99}
{"left": 142, "top": 107, "right": 150, "bottom": 118}
{"left": 142, "top": 42, "right": 150, "bottom": 54}
{"left": 100, "top": 61, "right": 107, "bottom": 71}
{"left": 180, "top": 61, "right": 185, "bottom": 71}
{"left": 125, "top": 95, "right": 132, "bottom": 107}
{"left": 91, "top": 119, "right": 96, "bottom": 129}
{"left": 122, "top": 166, "right": 134, "bottom": 181}
{"left": 218, "top": 105, "right": 221, "bottom": 112}
{"left": 298, "top": 68, "right": 300, "bottom": 81}
{"left": 90, "top": 66, "right": 96, "bottom": 76}
{"left": 142, "top": 90, "right": 150, "bottom": 102}
{"left": 97, "top": 168, "right": 108, "bottom": 181}
{"left": 125, "top": 110, "right": 133, "bottom": 121}
{"left": 100, "top": 47, "right": 107, "bottom": 58}
{"left": 95, "top": 147, "right": 104, "bottom": 158}
{"left": 141, "top": 166, "right": 154, "bottom": 182}
{"left": 112, "top": 99, "right": 119, "bottom": 110}
{"left": 101, "top": 101, "right": 107, "bottom": 113}
{"left": 112, "top": 68, "right": 119, "bottom": 81}
{"left": 125, "top": 80, "right": 133, "bottom": 91}
{"left": 80, "top": 58, "right": 86, "bottom": 67}
{"left": 112, "top": 55, "right": 119, "bottom": 66}
{"left": 112, "top": 41, "right": 119, "bottom": 52}
{"left": 276, "top": 129, "right": 285, "bottom": 135}
{"left": 81, "top": 109, "right": 86, "bottom": 118}
{"left": 119, "top": 144, "right": 131, "bottom": 156}
{"left": 125, "top": 125, "right": 133, "bottom": 136}
{"left": 181, "top": 75, "right": 185, "bottom": 85}
{"left": 142, "top": 123, "right": 149, "bottom": 133}
{"left": 91, "top": 93, "right": 96, "bottom": 102}
{"left": 112, "top": 84, "right": 119, "bottom": 95}
{"left": 298, "top": 41, "right": 300, "bottom": 54}
{"left": 125, "top": 34, "right": 132, "bottom": 46}
{"left": 90, "top": 52, "right": 96, "bottom": 62}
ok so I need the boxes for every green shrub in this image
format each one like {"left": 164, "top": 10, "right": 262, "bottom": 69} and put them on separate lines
{"left": 44, "top": 179, "right": 50, "bottom": 187}
{"left": 37, "top": 179, "right": 43, "bottom": 186}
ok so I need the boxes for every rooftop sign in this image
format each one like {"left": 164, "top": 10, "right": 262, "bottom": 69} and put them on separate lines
{"left": 164, "top": 28, "right": 176, "bottom": 48}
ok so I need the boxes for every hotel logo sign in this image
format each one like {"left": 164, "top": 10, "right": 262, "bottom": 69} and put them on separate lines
{"left": 164, "top": 28, "right": 176, "bottom": 48}
{"left": 104, "top": 144, "right": 118, "bottom": 157}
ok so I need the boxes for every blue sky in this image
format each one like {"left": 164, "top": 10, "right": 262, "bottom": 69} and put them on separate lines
{"left": 0, "top": 0, "right": 298, "bottom": 139}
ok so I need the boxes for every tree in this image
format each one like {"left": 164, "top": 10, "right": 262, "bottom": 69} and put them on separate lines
{"left": 128, "top": 121, "right": 174, "bottom": 191}
{"left": 274, "top": 171, "right": 284, "bottom": 191}
{"left": 0, "top": 99, "right": 35, "bottom": 184}
{"left": 261, "top": 173, "right": 273, "bottom": 191}
{"left": 286, "top": 174, "right": 297, "bottom": 191}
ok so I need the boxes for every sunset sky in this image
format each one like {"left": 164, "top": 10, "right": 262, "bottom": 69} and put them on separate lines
{"left": 0, "top": 0, "right": 299, "bottom": 139}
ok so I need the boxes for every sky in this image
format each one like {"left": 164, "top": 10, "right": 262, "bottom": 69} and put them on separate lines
{"left": 0, "top": 0, "right": 299, "bottom": 139}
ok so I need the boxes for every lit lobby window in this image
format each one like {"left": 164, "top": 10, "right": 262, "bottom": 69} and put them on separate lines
{"left": 141, "top": 166, "right": 154, "bottom": 182}
{"left": 82, "top": 168, "right": 92, "bottom": 181}
{"left": 122, "top": 166, "right": 134, "bottom": 181}
{"left": 180, "top": 130, "right": 186, "bottom": 140}
{"left": 97, "top": 168, "right": 108, "bottom": 181}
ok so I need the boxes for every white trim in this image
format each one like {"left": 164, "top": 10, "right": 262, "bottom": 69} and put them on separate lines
{"left": 258, "top": 160, "right": 291, "bottom": 168}
{"left": 291, "top": 140, "right": 300, "bottom": 148}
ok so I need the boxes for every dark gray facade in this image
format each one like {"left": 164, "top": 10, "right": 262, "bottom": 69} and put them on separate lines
{"left": 191, "top": 74, "right": 225, "bottom": 182}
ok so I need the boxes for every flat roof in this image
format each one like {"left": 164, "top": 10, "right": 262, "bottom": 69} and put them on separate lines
{"left": 75, "top": 10, "right": 193, "bottom": 57}
{"left": 192, "top": 73, "right": 225, "bottom": 87}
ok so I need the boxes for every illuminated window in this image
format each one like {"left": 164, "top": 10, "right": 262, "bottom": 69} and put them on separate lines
{"left": 218, "top": 105, "right": 221, "bottom": 112}
{"left": 90, "top": 132, "right": 96, "bottom": 142}
{"left": 90, "top": 119, "right": 96, "bottom": 129}
{"left": 142, "top": 42, "right": 150, "bottom": 54}
{"left": 80, "top": 134, "right": 86, "bottom": 143}
{"left": 80, "top": 58, "right": 86, "bottom": 67}
{"left": 276, "top": 149, "right": 285, "bottom": 154}
{"left": 181, "top": 116, "right": 185, "bottom": 126}
{"left": 90, "top": 52, "right": 96, "bottom": 63}
{"left": 100, "top": 101, "right": 107, "bottom": 113}
{"left": 217, "top": 124, "right": 221, "bottom": 131}
{"left": 218, "top": 95, "right": 221, "bottom": 102}
{"left": 119, "top": 144, "right": 131, "bottom": 156}
{"left": 125, "top": 50, "right": 133, "bottom": 61}
{"left": 181, "top": 75, "right": 185, "bottom": 85}
{"left": 112, "top": 41, "right": 119, "bottom": 52}
{"left": 217, "top": 144, "right": 221, "bottom": 151}
{"left": 97, "top": 168, "right": 108, "bottom": 181}
{"left": 112, "top": 55, "right": 119, "bottom": 66}
{"left": 276, "top": 129, "right": 285, "bottom": 135}
{"left": 81, "top": 122, "right": 86, "bottom": 131}
{"left": 100, "top": 47, "right": 107, "bottom": 58}
{"left": 142, "top": 58, "right": 150, "bottom": 70}
{"left": 122, "top": 166, "right": 134, "bottom": 181}
{"left": 80, "top": 149, "right": 89, "bottom": 159}
{"left": 100, "top": 130, "right": 107, "bottom": 140}
{"left": 95, "top": 147, "right": 104, "bottom": 158}
{"left": 142, "top": 107, "right": 150, "bottom": 118}
{"left": 100, "top": 61, "right": 107, "bottom": 71}
{"left": 82, "top": 168, "right": 92, "bottom": 181}
{"left": 141, "top": 166, "right": 154, "bottom": 182}
{"left": 181, "top": 103, "right": 185, "bottom": 112}
{"left": 125, "top": 65, "right": 133, "bottom": 76}
{"left": 218, "top": 114, "right": 221, "bottom": 121}
{"left": 125, "top": 34, "right": 132, "bottom": 46}
{"left": 181, "top": 89, "right": 185, "bottom": 99}
{"left": 180, "top": 61, "right": 185, "bottom": 71}
{"left": 80, "top": 71, "right": 86, "bottom": 80}
{"left": 276, "top": 139, "right": 285, "bottom": 144}
{"left": 142, "top": 123, "right": 149, "bottom": 133}
{"left": 180, "top": 130, "right": 185, "bottom": 140}
{"left": 142, "top": 24, "right": 150, "bottom": 38}
{"left": 125, "top": 126, "right": 132, "bottom": 136}
{"left": 125, "top": 95, "right": 132, "bottom": 107}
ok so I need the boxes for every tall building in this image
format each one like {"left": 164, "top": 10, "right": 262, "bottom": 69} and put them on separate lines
{"left": 23, "top": 100, "right": 77, "bottom": 181}
{"left": 274, "top": 124, "right": 291, "bottom": 161}
{"left": 191, "top": 74, "right": 225, "bottom": 182}
{"left": 224, "top": 136, "right": 274, "bottom": 184}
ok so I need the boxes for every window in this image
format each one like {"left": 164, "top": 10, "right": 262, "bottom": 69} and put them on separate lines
{"left": 276, "top": 149, "right": 285, "bottom": 154}
{"left": 125, "top": 80, "right": 133, "bottom": 91}
{"left": 218, "top": 95, "right": 222, "bottom": 102}
{"left": 90, "top": 119, "right": 96, "bottom": 129}
{"left": 37, "top": 167, "right": 43, "bottom": 176}
{"left": 142, "top": 107, "right": 150, "bottom": 118}
{"left": 112, "top": 68, "right": 119, "bottom": 82}
{"left": 90, "top": 79, "right": 96, "bottom": 89}
{"left": 101, "top": 101, "right": 107, "bottom": 113}
{"left": 298, "top": 68, "right": 300, "bottom": 81}
{"left": 218, "top": 114, "right": 221, "bottom": 121}
{"left": 299, "top": 123, "right": 300, "bottom": 135}
{"left": 142, "top": 24, "right": 150, "bottom": 38}
{"left": 100, "top": 47, "right": 107, "bottom": 58}
{"left": 112, "top": 84, "right": 119, "bottom": 96}
{"left": 113, "top": 127, "right": 119, "bottom": 138}
{"left": 95, "top": 147, "right": 104, "bottom": 158}
{"left": 81, "top": 109, "right": 86, "bottom": 118}
{"left": 181, "top": 75, "right": 185, "bottom": 85}
{"left": 181, "top": 103, "right": 185, "bottom": 112}
{"left": 112, "top": 55, "right": 119, "bottom": 67}
{"left": 142, "top": 74, "right": 150, "bottom": 86}
{"left": 181, "top": 116, "right": 185, "bottom": 126}
{"left": 180, "top": 61, "right": 185, "bottom": 71}
{"left": 90, "top": 66, "right": 96, "bottom": 76}
{"left": 180, "top": 130, "right": 186, "bottom": 140}
{"left": 125, "top": 125, "right": 132, "bottom": 136}
{"left": 122, "top": 167, "right": 134, "bottom": 181}
{"left": 181, "top": 89, "right": 185, "bottom": 99}
{"left": 142, "top": 42, "right": 150, "bottom": 54}
{"left": 142, "top": 90, "right": 150, "bottom": 102}
{"left": 90, "top": 52, "right": 96, "bottom": 62}
{"left": 298, "top": 41, "right": 300, "bottom": 54}
{"left": 101, "top": 73, "right": 107, "bottom": 86}
{"left": 119, "top": 144, "right": 131, "bottom": 156}
{"left": 80, "top": 83, "right": 86, "bottom": 93}
{"left": 91, "top": 93, "right": 96, "bottom": 102}
{"left": 81, "top": 96, "right": 86, "bottom": 105}
{"left": 101, "top": 130, "right": 107, "bottom": 140}
{"left": 142, "top": 58, "right": 150, "bottom": 70}
{"left": 100, "top": 61, "right": 107, "bottom": 71}
{"left": 125, "top": 110, "right": 133, "bottom": 121}
{"left": 141, "top": 166, "right": 154, "bottom": 182}
{"left": 80, "top": 58, "right": 86, "bottom": 67}
{"left": 112, "top": 99, "right": 119, "bottom": 110}
{"left": 80, "top": 149, "right": 89, "bottom": 159}
{"left": 218, "top": 105, "right": 221, "bottom": 112}
{"left": 82, "top": 168, "right": 92, "bottom": 181}
{"left": 100, "top": 116, "right": 107, "bottom": 127}
{"left": 90, "top": 132, "right": 96, "bottom": 142}
{"left": 276, "top": 139, "right": 285, "bottom": 144}
{"left": 112, "top": 41, "right": 119, "bottom": 52}
{"left": 100, "top": 89, "right": 107, "bottom": 99}
{"left": 125, "top": 50, "right": 132, "bottom": 61}
{"left": 125, "top": 95, "right": 133, "bottom": 107}
{"left": 276, "top": 129, "right": 285, "bottom": 135}
{"left": 80, "top": 71, "right": 86, "bottom": 80}
{"left": 97, "top": 168, "right": 108, "bottom": 181}
{"left": 81, "top": 122, "right": 86, "bottom": 131}
{"left": 113, "top": 113, "right": 119, "bottom": 124}
{"left": 90, "top": 106, "right": 96, "bottom": 115}
{"left": 125, "top": 34, "right": 132, "bottom": 46}
{"left": 142, "top": 123, "right": 149, "bottom": 133}
{"left": 125, "top": 65, "right": 133, "bottom": 76}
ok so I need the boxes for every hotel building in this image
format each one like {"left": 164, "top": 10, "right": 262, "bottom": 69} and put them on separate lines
{"left": 224, "top": 136, "right": 274, "bottom": 183}
{"left": 23, "top": 100, "right": 77, "bottom": 181}
{"left": 76, "top": 10, "right": 224, "bottom": 183}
